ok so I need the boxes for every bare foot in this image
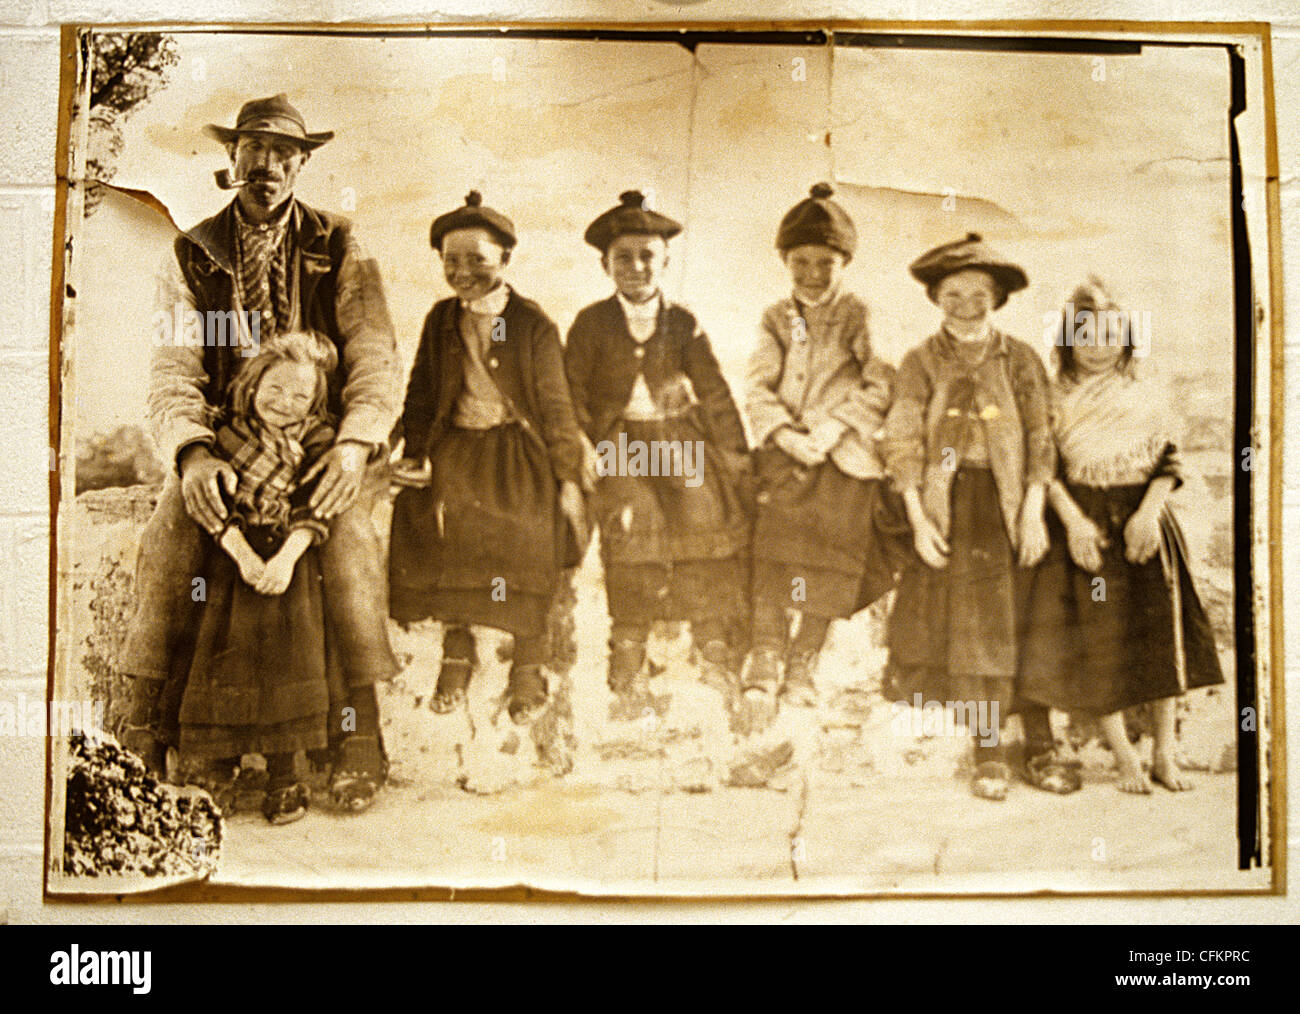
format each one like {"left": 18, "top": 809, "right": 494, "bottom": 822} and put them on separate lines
{"left": 1150, "top": 754, "right": 1194, "bottom": 791}
{"left": 1114, "top": 757, "right": 1153, "bottom": 795}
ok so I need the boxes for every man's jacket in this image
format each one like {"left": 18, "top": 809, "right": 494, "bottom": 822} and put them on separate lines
{"left": 149, "top": 199, "right": 400, "bottom": 467}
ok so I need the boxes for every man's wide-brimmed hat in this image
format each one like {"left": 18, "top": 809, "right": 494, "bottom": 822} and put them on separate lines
{"left": 583, "top": 191, "right": 683, "bottom": 253}
{"left": 204, "top": 94, "right": 334, "bottom": 151}
{"left": 909, "top": 232, "right": 1028, "bottom": 309}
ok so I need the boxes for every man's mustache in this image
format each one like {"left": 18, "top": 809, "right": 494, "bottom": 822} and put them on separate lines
{"left": 214, "top": 168, "right": 286, "bottom": 190}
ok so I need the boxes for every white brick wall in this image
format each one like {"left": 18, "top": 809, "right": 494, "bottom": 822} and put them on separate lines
{"left": 0, "top": 3, "right": 1295, "bottom": 924}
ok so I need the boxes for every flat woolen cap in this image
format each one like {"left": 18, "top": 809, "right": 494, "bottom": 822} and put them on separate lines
{"left": 909, "top": 232, "right": 1028, "bottom": 308}
{"left": 430, "top": 190, "right": 517, "bottom": 252}
{"left": 584, "top": 190, "right": 683, "bottom": 252}
{"left": 204, "top": 93, "right": 333, "bottom": 150}
{"left": 776, "top": 182, "right": 857, "bottom": 262}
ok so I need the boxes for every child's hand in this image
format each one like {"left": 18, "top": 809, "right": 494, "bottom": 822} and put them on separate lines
{"left": 774, "top": 427, "right": 826, "bottom": 468}
{"left": 1124, "top": 504, "right": 1162, "bottom": 564}
{"left": 579, "top": 433, "right": 600, "bottom": 493}
{"left": 806, "top": 418, "right": 847, "bottom": 457}
{"left": 1018, "top": 512, "right": 1050, "bottom": 568}
{"left": 389, "top": 457, "right": 431, "bottom": 489}
{"left": 1065, "top": 516, "right": 1108, "bottom": 573}
{"left": 234, "top": 552, "right": 266, "bottom": 588}
{"left": 559, "top": 480, "right": 588, "bottom": 548}
{"left": 911, "top": 514, "right": 950, "bottom": 569}
{"left": 254, "top": 553, "right": 297, "bottom": 596}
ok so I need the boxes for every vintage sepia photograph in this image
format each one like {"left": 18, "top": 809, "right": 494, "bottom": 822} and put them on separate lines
{"left": 43, "top": 22, "right": 1281, "bottom": 897}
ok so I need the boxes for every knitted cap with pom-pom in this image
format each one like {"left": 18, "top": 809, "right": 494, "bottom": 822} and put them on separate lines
{"left": 583, "top": 189, "right": 684, "bottom": 253}
{"left": 775, "top": 182, "right": 857, "bottom": 262}
{"left": 429, "top": 189, "right": 517, "bottom": 252}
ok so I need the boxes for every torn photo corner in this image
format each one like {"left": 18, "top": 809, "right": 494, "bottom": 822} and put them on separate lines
{"left": 43, "top": 21, "right": 1281, "bottom": 898}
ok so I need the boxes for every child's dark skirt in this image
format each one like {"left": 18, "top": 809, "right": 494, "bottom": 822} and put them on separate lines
{"left": 170, "top": 526, "right": 330, "bottom": 764}
{"left": 751, "top": 447, "right": 901, "bottom": 621}
{"left": 1018, "top": 482, "right": 1224, "bottom": 714}
{"left": 389, "top": 422, "right": 567, "bottom": 639}
{"left": 595, "top": 414, "right": 751, "bottom": 628}
{"left": 884, "top": 465, "right": 1026, "bottom": 715}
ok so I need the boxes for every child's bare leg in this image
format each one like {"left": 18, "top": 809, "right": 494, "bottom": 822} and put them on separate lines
{"left": 1100, "top": 712, "right": 1151, "bottom": 794}
{"left": 432, "top": 625, "right": 475, "bottom": 713}
{"left": 1150, "top": 697, "right": 1193, "bottom": 791}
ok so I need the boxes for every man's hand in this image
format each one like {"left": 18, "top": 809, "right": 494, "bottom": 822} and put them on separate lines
{"left": 559, "top": 480, "right": 588, "bottom": 548}
{"left": 180, "top": 447, "right": 238, "bottom": 534}
{"left": 254, "top": 551, "right": 297, "bottom": 596}
{"left": 305, "top": 441, "right": 369, "bottom": 518}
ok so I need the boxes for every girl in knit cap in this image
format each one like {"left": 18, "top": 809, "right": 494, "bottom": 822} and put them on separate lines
{"left": 564, "top": 191, "right": 753, "bottom": 713}
{"left": 882, "top": 233, "right": 1067, "bottom": 800}
{"left": 388, "top": 192, "right": 588, "bottom": 725}
{"left": 742, "top": 183, "right": 899, "bottom": 732}
{"left": 1018, "top": 279, "right": 1223, "bottom": 793}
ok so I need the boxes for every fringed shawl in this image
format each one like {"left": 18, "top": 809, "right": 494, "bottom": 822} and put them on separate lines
{"left": 1052, "top": 367, "right": 1180, "bottom": 487}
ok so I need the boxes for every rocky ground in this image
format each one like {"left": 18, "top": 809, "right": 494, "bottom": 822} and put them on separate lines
{"left": 49, "top": 452, "right": 1266, "bottom": 896}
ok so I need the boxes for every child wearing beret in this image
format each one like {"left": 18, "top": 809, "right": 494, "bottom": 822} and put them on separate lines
{"left": 882, "top": 233, "right": 1069, "bottom": 800}
{"left": 388, "top": 191, "right": 588, "bottom": 725}
{"left": 1018, "top": 278, "right": 1223, "bottom": 793}
{"left": 564, "top": 191, "right": 753, "bottom": 710}
{"left": 742, "top": 183, "right": 899, "bottom": 731}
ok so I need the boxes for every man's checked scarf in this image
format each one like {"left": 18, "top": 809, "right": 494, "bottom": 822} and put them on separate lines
{"left": 215, "top": 412, "right": 331, "bottom": 530}
{"left": 234, "top": 200, "right": 294, "bottom": 341}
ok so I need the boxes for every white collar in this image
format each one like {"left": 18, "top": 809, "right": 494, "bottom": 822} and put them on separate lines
{"left": 616, "top": 290, "right": 662, "bottom": 320}
{"left": 944, "top": 320, "right": 992, "bottom": 345}
{"left": 792, "top": 282, "right": 840, "bottom": 310}
{"left": 461, "top": 282, "right": 510, "bottom": 316}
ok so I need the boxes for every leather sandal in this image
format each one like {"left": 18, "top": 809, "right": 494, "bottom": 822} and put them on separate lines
{"left": 1025, "top": 750, "right": 1083, "bottom": 795}
{"left": 329, "top": 734, "right": 387, "bottom": 813}
{"left": 262, "top": 782, "right": 310, "bottom": 825}
{"left": 972, "top": 760, "right": 1012, "bottom": 800}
